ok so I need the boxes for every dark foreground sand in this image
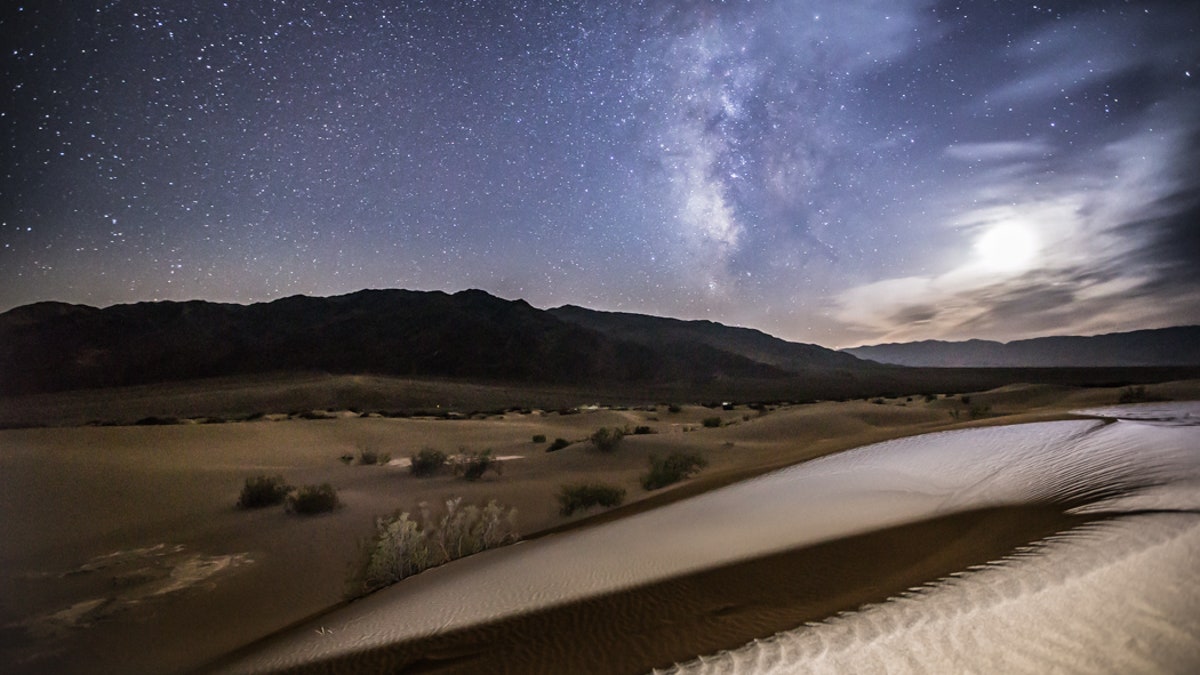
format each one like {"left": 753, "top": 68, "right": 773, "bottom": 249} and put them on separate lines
{"left": 1, "top": 378, "right": 1195, "bottom": 674}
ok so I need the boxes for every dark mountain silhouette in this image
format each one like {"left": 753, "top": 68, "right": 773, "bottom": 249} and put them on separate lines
{"left": 844, "top": 326, "right": 1200, "bottom": 367}
{"left": 0, "top": 289, "right": 852, "bottom": 396}
{"left": 548, "top": 305, "right": 868, "bottom": 374}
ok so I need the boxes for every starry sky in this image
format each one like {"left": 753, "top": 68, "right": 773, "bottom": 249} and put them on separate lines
{"left": 3, "top": 1, "right": 1198, "bottom": 347}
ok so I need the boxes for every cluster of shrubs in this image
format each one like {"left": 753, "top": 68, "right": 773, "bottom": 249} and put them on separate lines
{"left": 557, "top": 483, "right": 625, "bottom": 516}
{"left": 353, "top": 498, "right": 518, "bottom": 595}
{"left": 346, "top": 447, "right": 390, "bottom": 465}
{"left": 452, "top": 450, "right": 502, "bottom": 481}
{"left": 237, "top": 475, "right": 293, "bottom": 508}
{"left": 589, "top": 426, "right": 625, "bottom": 452}
{"left": 1118, "top": 385, "right": 1164, "bottom": 404}
{"left": 408, "top": 447, "right": 502, "bottom": 481}
{"left": 641, "top": 452, "right": 708, "bottom": 491}
{"left": 237, "top": 475, "right": 341, "bottom": 515}
{"left": 409, "top": 448, "right": 447, "bottom": 476}
{"left": 287, "top": 483, "right": 341, "bottom": 514}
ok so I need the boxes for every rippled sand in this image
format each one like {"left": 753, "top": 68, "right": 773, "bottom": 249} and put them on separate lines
{"left": 209, "top": 403, "right": 1200, "bottom": 674}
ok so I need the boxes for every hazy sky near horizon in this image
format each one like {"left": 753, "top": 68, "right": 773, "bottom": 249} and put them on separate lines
{"left": 3, "top": 1, "right": 1198, "bottom": 347}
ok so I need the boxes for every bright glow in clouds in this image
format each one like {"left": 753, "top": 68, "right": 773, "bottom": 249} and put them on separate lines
{"left": 974, "top": 222, "right": 1040, "bottom": 273}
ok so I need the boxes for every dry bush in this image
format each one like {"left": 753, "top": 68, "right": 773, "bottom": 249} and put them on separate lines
{"left": 641, "top": 452, "right": 708, "bottom": 491}
{"left": 353, "top": 498, "right": 518, "bottom": 596}
{"left": 557, "top": 483, "right": 625, "bottom": 516}
{"left": 287, "top": 483, "right": 341, "bottom": 515}
{"left": 237, "top": 475, "right": 292, "bottom": 509}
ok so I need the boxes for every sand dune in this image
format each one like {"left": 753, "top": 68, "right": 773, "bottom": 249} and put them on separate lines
{"left": 208, "top": 402, "right": 1200, "bottom": 674}
{"left": 2, "top": 382, "right": 1196, "bottom": 674}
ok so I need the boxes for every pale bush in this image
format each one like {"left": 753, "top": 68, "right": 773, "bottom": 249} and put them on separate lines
{"left": 432, "top": 498, "right": 518, "bottom": 559}
{"left": 352, "top": 498, "right": 518, "bottom": 596}
{"left": 361, "top": 512, "right": 432, "bottom": 591}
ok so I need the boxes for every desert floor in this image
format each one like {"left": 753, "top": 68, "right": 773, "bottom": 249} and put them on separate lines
{"left": 1, "top": 377, "right": 1196, "bottom": 674}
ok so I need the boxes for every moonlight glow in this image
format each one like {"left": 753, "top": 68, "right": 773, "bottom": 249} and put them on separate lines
{"left": 975, "top": 223, "right": 1041, "bottom": 273}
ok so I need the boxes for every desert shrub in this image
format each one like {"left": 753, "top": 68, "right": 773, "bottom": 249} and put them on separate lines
{"left": 924, "top": 393, "right": 937, "bottom": 403}
{"left": 237, "top": 474, "right": 292, "bottom": 509}
{"left": 135, "top": 416, "right": 180, "bottom": 426}
{"left": 359, "top": 512, "right": 433, "bottom": 593}
{"left": 557, "top": 483, "right": 626, "bottom": 516}
{"left": 641, "top": 452, "right": 708, "bottom": 491}
{"left": 547, "top": 438, "right": 570, "bottom": 452}
{"left": 968, "top": 404, "right": 992, "bottom": 419}
{"left": 960, "top": 395, "right": 972, "bottom": 404}
{"left": 353, "top": 499, "right": 517, "bottom": 595}
{"left": 632, "top": 425, "right": 653, "bottom": 435}
{"left": 410, "top": 448, "right": 447, "bottom": 477}
{"left": 358, "top": 447, "right": 390, "bottom": 465}
{"left": 532, "top": 434, "right": 547, "bottom": 443}
{"left": 339, "top": 453, "right": 355, "bottom": 465}
{"left": 429, "top": 498, "right": 518, "bottom": 559}
{"left": 701, "top": 416, "right": 722, "bottom": 428}
{"left": 590, "top": 427, "right": 625, "bottom": 452}
{"left": 667, "top": 404, "right": 682, "bottom": 413}
{"left": 1118, "top": 385, "right": 1161, "bottom": 404}
{"left": 871, "top": 398, "right": 886, "bottom": 405}
{"left": 452, "top": 449, "right": 502, "bottom": 481}
{"left": 287, "top": 483, "right": 340, "bottom": 515}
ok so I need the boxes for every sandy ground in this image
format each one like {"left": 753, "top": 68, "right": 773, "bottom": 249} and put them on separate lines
{"left": 0, "top": 379, "right": 1194, "bottom": 674}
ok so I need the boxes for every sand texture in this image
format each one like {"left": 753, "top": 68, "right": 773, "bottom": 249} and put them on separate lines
{"left": 1, "top": 378, "right": 1196, "bottom": 674}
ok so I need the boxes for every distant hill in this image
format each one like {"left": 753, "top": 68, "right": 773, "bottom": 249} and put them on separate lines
{"left": 843, "top": 326, "right": 1200, "bottom": 367}
{"left": 0, "top": 289, "right": 871, "bottom": 396}
{"left": 548, "top": 305, "right": 867, "bottom": 374}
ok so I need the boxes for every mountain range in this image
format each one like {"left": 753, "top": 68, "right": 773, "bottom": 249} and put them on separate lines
{"left": 0, "top": 289, "right": 875, "bottom": 397}
{"left": 843, "top": 326, "right": 1200, "bottom": 368}
{"left": 2, "top": 289, "right": 1195, "bottom": 399}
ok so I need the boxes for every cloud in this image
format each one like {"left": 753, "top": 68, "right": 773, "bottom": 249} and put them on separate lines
{"left": 984, "top": 5, "right": 1196, "bottom": 105}
{"left": 944, "top": 140, "right": 1053, "bottom": 162}
{"left": 834, "top": 92, "right": 1200, "bottom": 343}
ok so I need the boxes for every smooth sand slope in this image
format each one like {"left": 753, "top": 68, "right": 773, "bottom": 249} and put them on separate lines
{"left": 1, "top": 379, "right": 1195, "bottom": 674}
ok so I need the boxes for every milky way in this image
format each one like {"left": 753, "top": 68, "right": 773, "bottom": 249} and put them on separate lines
{"left": 3, "top": 1, "right": 1198, "bottom": 346}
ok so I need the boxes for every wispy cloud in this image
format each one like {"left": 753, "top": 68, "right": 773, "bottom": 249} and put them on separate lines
{"left": 944, "top": 140, "right": 1053, "bottom": 162}
{"left": 835, "top": 94, "right": 1200, "bottom": 343}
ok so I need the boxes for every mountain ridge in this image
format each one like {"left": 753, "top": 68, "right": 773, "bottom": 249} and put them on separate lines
{"left": 0, "top": 288, "right": 853, "bottom": 396}
{"left": 843, "top": 326, "right": 1200, "bottom": 367}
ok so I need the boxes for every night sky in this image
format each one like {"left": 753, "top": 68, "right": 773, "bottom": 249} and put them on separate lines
{"left": 3, "top": 1, "right": 1198, "bottom": 347}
